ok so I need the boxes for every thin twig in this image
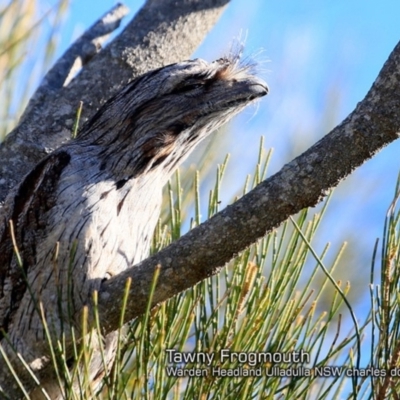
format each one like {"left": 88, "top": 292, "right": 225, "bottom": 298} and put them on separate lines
{"left": 36, "top": 3, "right": 129, "bottom": 93}
{"left": 21, "top": 3, "right": 129, "bottom": 121}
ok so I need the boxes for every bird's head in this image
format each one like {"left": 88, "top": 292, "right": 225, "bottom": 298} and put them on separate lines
{"left": 79, "top": 55, "right": 268, "bottom": 180}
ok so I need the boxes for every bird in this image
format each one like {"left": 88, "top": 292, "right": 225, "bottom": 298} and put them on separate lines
{"left": 0, "top": 54, "right": 268, "bottom": 399}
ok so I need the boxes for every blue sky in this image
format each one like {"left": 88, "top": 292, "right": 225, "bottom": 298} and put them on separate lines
{"left": 55, "top": 0, "right": 400, "bottom": 300}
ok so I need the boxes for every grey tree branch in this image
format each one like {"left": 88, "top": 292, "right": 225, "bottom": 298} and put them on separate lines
{"left": 98, "top": 40, "right": 400, "bottom": 332}
{"left": 23, "top": 3, "right": 130, "bottom": 116}
{"left": 0, "top": 0, "right": 229, "bottom": 205}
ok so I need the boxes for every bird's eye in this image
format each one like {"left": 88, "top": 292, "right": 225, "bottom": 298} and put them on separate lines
{"left": 184, "top": 83, "right": 204, "bottom": 91}
{"left": 172, "top": 82, "right": 204, "bottom": 94}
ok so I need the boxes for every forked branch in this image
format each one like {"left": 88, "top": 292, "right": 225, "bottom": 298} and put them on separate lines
{"left": 98, "top": 40, "right": 400, "bottom": 332}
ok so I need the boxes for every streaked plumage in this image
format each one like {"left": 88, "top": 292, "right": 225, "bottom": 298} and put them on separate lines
{"left": 0, "top": 55, "right": 268, "bottom": 398}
